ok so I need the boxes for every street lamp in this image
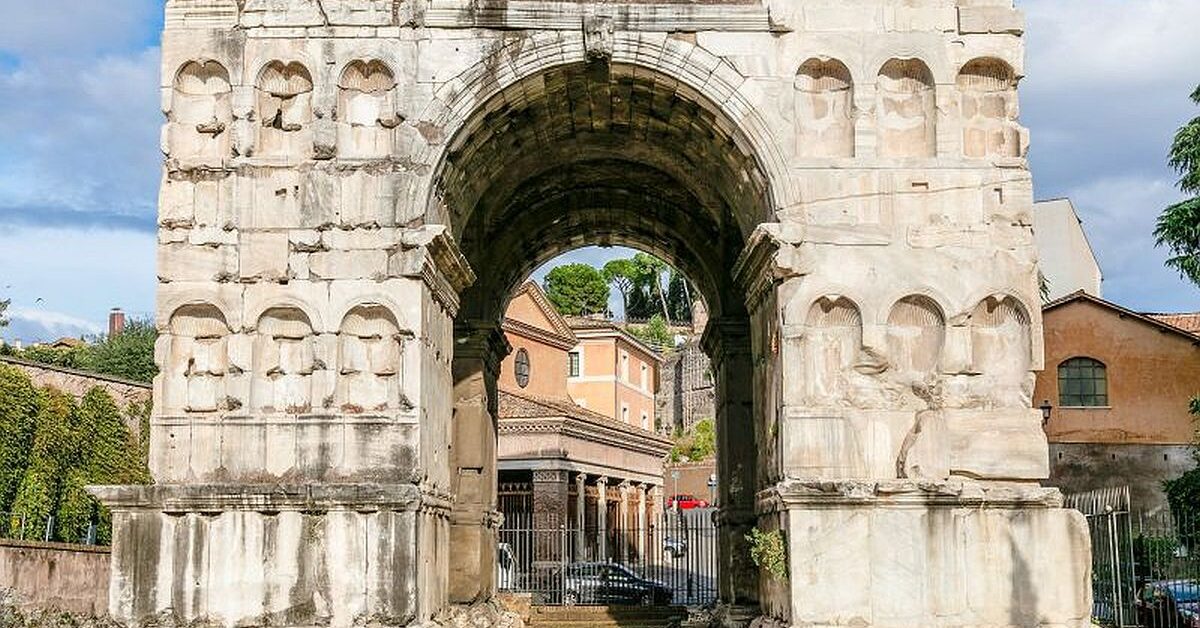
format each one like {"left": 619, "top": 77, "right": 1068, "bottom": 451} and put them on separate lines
{"left": 1039, "top": 400, "right": 1053, "bottom": 425}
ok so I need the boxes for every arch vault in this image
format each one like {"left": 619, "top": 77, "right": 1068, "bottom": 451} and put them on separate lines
{"left": 94, "top": 1, "right": 1091, "bottom": 627}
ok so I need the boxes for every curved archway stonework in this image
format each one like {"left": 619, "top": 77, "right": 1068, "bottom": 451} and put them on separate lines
{"left": 95, "top": 2, "right": 1089, "bottom": 627}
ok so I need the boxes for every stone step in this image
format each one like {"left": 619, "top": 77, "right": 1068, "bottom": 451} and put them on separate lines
{"left": 528, "top": 605, "right": 688, "bottom": 628}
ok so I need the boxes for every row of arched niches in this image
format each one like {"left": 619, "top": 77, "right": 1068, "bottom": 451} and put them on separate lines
{"left": 164, "top": 292, "right": 1032, "bottom": 417}
{"left": 162, "top": 303, "right": 413, "bottom": 417}
{"left": 168, "top": 55, "right": 1023, "bottom": 164}
{"left": 799, "top": 292, "right": 1034, "bottom": 405}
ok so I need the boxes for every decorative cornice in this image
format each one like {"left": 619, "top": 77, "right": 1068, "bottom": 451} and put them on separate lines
{"left": 755, "top": 479, "right": 1065, "bottom": 514}
{"left": 732, "top": 223, "right": 809, "bottom": 314}
{"left": 511, "top": 281, "right": 579, "bottom": 344}
{"left": 397, "top": 225, "right": 476, "bottom": 316}
{"left": 498, "top": 415, "right": 673, "bottom": 458}
{"left": 88, "top": 483, "right": 452, "bottom": 515}
{"left": 502, "top": 318, "right": 578, "bottom": 352}
{"left": 421, "top": 2, "right": 779, "bottom": 33}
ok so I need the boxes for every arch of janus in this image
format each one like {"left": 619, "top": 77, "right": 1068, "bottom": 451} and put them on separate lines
{"left": 92, "top": 1, "right": 1092, "bottom": 627}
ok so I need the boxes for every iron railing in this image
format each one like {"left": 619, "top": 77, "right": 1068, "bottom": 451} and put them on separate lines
{"left": 498, "top": 508, "right": 717, "bottom": 607}
{"left": 0, "top": 512, "right": 101, "bottom": 545}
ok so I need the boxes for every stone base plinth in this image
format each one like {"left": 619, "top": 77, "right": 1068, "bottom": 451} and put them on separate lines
{"left": 90, "top": 484, "right": 450, "bottom": 628}
{"left": 756, "top": 480, "right": 1092, "bottom": 628}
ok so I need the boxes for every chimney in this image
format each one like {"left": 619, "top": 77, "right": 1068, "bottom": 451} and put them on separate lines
{"left": 108, "top": 308, "right": 126, "bottom": 337}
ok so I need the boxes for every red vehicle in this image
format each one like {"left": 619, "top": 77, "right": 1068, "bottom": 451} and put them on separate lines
{"left": 667, "top": 494, "right": 709, "bottom": 510}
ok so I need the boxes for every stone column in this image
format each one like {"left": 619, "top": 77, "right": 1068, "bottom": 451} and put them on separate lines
{"left": 617, "top": 482, "right": 630, "bottom": 563}
{"left": 636, "top": 484, "right": 648, "bottom": 562}
{"left": 575, "top": 473, "right": 587, "bottom": 559}
{"left": 448, "top": 321, "right": 509, "bottom": 604}
{"left": 703, "top": 317, "right": 760, "bottom": 613}
{"left": 532, "top": 469, "right": 569, "bottom": 562}
{"left": 596, "top": 476, "right": 608, "bottom": 560}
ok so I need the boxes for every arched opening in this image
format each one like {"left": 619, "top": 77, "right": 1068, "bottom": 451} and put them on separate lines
{"left": 432, "top": 60, "right": 774, "bottom": 612}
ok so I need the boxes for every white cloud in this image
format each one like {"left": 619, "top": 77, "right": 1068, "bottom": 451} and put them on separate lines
{"left": 3, "top": 307, "right": 102, "bottom": 343}
{"left": 0, "top": 224, "right": 157, "bottom": 337}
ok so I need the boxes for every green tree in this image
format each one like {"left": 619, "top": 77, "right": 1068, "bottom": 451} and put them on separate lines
{"left": 17, "top": 344, "right": 86, "bottom": 370}
{"left": 629, "top": 314, "right": 673, "bottom": 348}
{"left": 666, "top": 270, "right": 695, "bottom": 323}
{"left": 602, "top": 259, "right": 639, "bottom": 316}
{"left": 1164, "top": 396, "right": 1200, "bottom": 548}
{"left": 1155, "top": 85, "right": 1200, "bottom": 286}
{"left": 544, "top": 264, "right": 611, "bottom": 316}
{"left": 0, "top": 365, "right": 40, "bottom": 522}
{"left": 0, "top": 297, "right": 8, "bottom": 329}
{"left": 79, "top": 317, "right": 158, "bottom": 383}
{"left": 9, "top": 389, "right": 79, "bottom": 541}
{"left": 632, "top": 253, "right": 671, "bottom": 325}
{"left": 669, "top": 418, "right": 716, "bottom": 463}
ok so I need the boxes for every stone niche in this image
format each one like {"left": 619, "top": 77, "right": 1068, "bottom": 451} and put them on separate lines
{"left": 970, "top": 294, "right": 1033, "bottom": 400}
{"left": 794, "top": 58, "right": 854, "bottom": 158}
{"left": 255, "top": 61, "right": 314, "bottom": 159}
{"left": 337, "top": 60, "right": 399, "bottom": 159}
{"left": 801, "top": 296, "right": 862, "bottom": 405}
{"left": 886, "top": 295, "right": 945, "bottom": 375}
{"left": 876, "top": 59, "right": 937, "bottom": 158}
{"left": 163, "top": 303, "right": 231, "bottom": 415}
{"left": 252, "top": 306, "right": 317, "bottom": 414}
{"left": 337, "top": 304, "right": 407, "bottom": 413}
{"left": 169, "top": 61, "right": 232, "bottom": 165}
{"left": 959, "top": 57, "right": 1023, "bottom": 158}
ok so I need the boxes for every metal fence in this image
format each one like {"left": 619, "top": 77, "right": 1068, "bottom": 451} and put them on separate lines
{"left": 0, "top": 512, "right": 101, "bottom": 545}
{"left": 498, "top": 508, "right": 717, "bottom": 607}
{"left": 1068, "top": 486, "right": 1200, "bottom": 628}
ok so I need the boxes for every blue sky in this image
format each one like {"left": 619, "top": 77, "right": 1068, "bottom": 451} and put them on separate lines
{"left": 1, "top": 0, "right": 1198, "bottom": 342}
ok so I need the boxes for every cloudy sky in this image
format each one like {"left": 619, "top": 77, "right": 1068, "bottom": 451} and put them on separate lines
{"left": 1, "top": 0, "right": 1197, "bottom": 342}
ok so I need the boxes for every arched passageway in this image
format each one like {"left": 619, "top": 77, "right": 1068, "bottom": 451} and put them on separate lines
{"left": 436, "top": 60, "right": 773, "bottom": 613}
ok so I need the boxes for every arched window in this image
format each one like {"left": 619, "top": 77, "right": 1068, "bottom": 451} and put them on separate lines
{"left": 1058, "top": 357, "right": 1108, "bottom": 407}
{"left": 514, "top": 348, "right": 531, "bottom": 388}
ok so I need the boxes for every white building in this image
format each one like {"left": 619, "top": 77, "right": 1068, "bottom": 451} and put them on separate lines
{"left": 1033, "top": 198, "right": 1104, "bottom": 301}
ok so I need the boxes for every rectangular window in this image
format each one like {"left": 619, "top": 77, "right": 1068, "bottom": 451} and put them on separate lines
{"left": 641, "top": 411, "right": 649, "bottom": 430}
{"left": 621, "top": 404, "right": 629, "bottom": 423}
{"left": 640, "top": 364, "right": 649, "bottom": 391}
{"left": 621, "top": 352, "right": 629, "bottom": 381}
{"left": 568, "top": 351, "right": 581, "bottom": 377}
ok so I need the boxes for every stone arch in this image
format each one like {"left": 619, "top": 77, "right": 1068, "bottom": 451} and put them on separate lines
{"left": 252, "top": 306, "right": 316, "bottom": 413}
{"left": 958, "top": 57, "right": 1021, "bottom": 158}
{"left": 803, "top": 296, "right": 863, "bottom": 403}
{"left": 337, "top": 59, "right": 398, "bottom": 159}
{"left": 170, "top": 60, "right": 232, "bottom": 164}
{"left": 876, "top": 58, "right": 937, "bottom": 158}
{"left": 431, "top": 54, "right": 777, "bottom": 609}
{"left": 337, "top": 304, "right": 405, "bottom": 413}
{"left": 164, "top": 303, "right": 231, "bottom": 415}
{"left": 970, "top": 294, "right": 1032, "bottom": 380}
{"left": 415, "top": 32, "right": 797, "bottom": 226}
{"left": 794, "top": 58, "right": 855, "bottom": 158}
{"left": 886, "top": 295, "right": 945, "bottom": 374}
{"left": 255, "top": 61, "right": 314, "bottom": 159}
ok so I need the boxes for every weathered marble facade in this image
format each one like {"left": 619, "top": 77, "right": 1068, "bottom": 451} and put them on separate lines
{"left": 93, "top": 1, "right": 1090, "bottom": 626}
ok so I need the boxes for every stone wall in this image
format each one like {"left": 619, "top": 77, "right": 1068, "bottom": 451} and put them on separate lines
{"left": 1049, "top": 443, "right": 1195, "bottom": 515}
{"left": 656, "top": 340, "right": 715, "bottom": 435}
{"left": 0, "top": 539, "right": 110, "bottom": 617}
{"left": 0, "top": 357, "right": 150, "bottom": 409}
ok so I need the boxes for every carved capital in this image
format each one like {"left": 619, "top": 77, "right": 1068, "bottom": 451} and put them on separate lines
{"left": 732, "top": 222, "right": 809, "bottom": 312}
{"left": 453, "top": 319, "right": 510, "bottom": 376}
{"left": 701, "top": 317, "right": 752, "bottom": 369}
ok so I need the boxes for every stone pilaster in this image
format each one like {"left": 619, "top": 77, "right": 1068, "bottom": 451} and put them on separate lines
{"left": 636, "top": 484, "right": 648, "bottom": 561}
{"left": 618, "top": 481, "right": 632, "bottom": 563}
{"left": 448, "top": 321, "right": 508, "bottom": 604}
{"left": 575, "top": 473, "right": 587, "bottom": 559}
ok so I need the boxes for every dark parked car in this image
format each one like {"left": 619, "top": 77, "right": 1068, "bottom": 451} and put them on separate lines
{"left": 563, "top": 562, "right": 673, "bottom": 606}
{"left": 1136, "top": 580, "right": 1200, "bottom": 627}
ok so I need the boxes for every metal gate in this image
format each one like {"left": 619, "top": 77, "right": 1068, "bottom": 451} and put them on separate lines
{"left": 497, "top": 508, "right": 718, "bottom": 607}
{"left": 1066, "top": 487, "right": 1137, "bottom": 626}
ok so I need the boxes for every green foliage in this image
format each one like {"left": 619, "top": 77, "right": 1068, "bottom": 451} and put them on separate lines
{"left": 1156, "top": 84, "right": 1200, "bottom": 287}
{"left": 602, "top": 259, "right": 639, "bottom": 316}
{"left": 3, "top": 317, "right": 158, "bottom": 383}
{"left": 665, "top": 271, "right": 695, "bottom": 322}
{"left": 628, "top": 314, "right": 673, "bottom": 349}
{"left": 1134, "top": 533, "right": 1182, "bottom": 581}
{"left": 669, "top": 418, "right": 716, "bottom": 463}
{"left": 544, "top": 264, "right": 611, "bottom": 316}
{"left": 0, "top": 372, "right": 149, "bottom": 544}
{"left": 1164, "top": 398, "right": 1200, "bottom": 549}
{"left": 746, "top": 527, "right": 788, "bottom": 581}
{"left": 0, "top": 365, "right": 40, "bottom": 527}
{"left": 77, "top": 318, "right": 157, "bottom": 383}
{"left": 0, "top": 298, "right": 8, "bottom": 329}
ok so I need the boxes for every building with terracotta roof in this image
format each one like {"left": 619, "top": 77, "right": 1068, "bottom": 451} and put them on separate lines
{"left": 496, "top": 283, "right": 672, "bottom": 562}
{"left": 563, "top": 315, "right": 662, "bottom": 433}
{"left": 1038, "top": 291, "right": 1200, "bottom": 513}
{"left": 1146, "top": 312, "right": 1200, "bottom": 334}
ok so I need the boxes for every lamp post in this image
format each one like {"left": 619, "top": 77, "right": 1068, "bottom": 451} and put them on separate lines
{"left": 1039, "top": 400, "right": 1053, "bottom": 426}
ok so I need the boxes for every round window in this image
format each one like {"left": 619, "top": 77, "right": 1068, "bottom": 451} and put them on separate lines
{"left": 514, "top": 348, "right": 531, "bottom": 388}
